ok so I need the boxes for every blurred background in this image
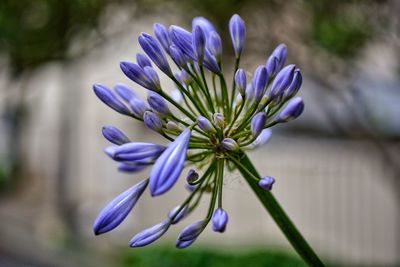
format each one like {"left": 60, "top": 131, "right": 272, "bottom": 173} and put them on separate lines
{"left": 0, "top": 0, "right": 399, "bottom": 266}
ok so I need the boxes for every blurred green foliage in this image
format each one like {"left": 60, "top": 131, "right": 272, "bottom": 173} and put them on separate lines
{"left": 306, "top": 0, "right": 374, "bottom": 58}
{"left": 0, "top": 0, "right": 109, "bottom": 76}
{"left": 119, "top": 246, "right": 307, "bottom": 267}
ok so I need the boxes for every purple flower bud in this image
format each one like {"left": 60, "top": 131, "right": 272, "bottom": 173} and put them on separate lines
{"left": 211, "top": 208, "right": 229, "bottom": 233}
{"left": 186, "top": 168, "right": 199, "bottom": 184}
{"left": 136, "top": 53, "right": 152, "bottom": 68}
{"left": 251, "top": 112, "right": 267, "bottom": 138}
{"left": 168, "top": 205, "right": 188, "bottom": 224}
{"left": 120, "top": 61, "right": 159, "bottom": 92}
{"left": 203, "top": 49, "right": 220, "bottom": 73}
{"left": 283, "top": 68, "right": 302, "bottom": 100}
{"left": 222, "top": 138, "right": 239, "bottom": 152}
{"left": 93, "top": 179, "right": 148, "bottom": 235}
{"left": 258, "top": 176, "right": 275, "bottom": 191}
{"left": 176, "top": 220, "right": 207, "bottom": 248}
{"left": 130, "top": 219, "right": 170, "bottom": 247}
{"left": 235, "top": 68, "right": 246, "bottom": 96}
{"left": 192, "top": 17, "right": 216, "bottom": 37}
{"left": 129, "top": 97, "right": 148, "bottom": 118}
{"left": 138, "top": 33, "right": 172, "bottom": 76}
{"left": 105, "top": 142, "right": 165, "bottom": 162}
{"left": 192, "top": 26, "right": 206, "bottom": 65}
{"left": 252, "top": 66, "right": 269, "bottom": 100}
{"left": 170, "top": 45, "right": 189, "bottom": 70}
{"left": 229, "top": 14, "right": 246, "bottom": 58}
{"left": 118, "top": 162, "right": 148, "bottom": 173}
{"left": 213, "top": 113, "right": 224, "bottom": 128}
{"left": 272, "top": 43, "right": 287, "bottom": 71}
{"left": 114, "top": 83, "right": 139, "bottom": 103}
{"left": 147, "top": 91, "right": 171, "bottom": 115}
{"left": 143, "top": 66, "right": 161, "bottom": 91}
{"left": 149, "top": 128, "right": 191, "bottom": 196}
{"left": 197, "top": 115, "right": 217, "bottom": 134}
{"left": 169, "top": 26, "right": 196, "bottom": 61}
{"left": 269, "top": 64, "right": 295, "bottom": 98}
{"left": 266, "top": 55, "right": 279, "bottom": 77}
{"left": 246, "top": 129, "right": 272, "bottom": 150}
{"left": 276, "top": 96, "right": 304, "bottom": 122}
{"left": 153, "top": 23, "right": 171, "bottom": 54}
{"left": 102, "top": 125, "right": 130, "bottom": 145}
{"left": 143, "top": 111, "right": 164, "bottom": 132}
{"left": 93, "top": 83, "right": 131, "bottom": 115}
{"left": 207, "top": 31, "right": 222, "bottom": 60}
{"left": 170, "top": 89, "right": 183, "bottom": 103}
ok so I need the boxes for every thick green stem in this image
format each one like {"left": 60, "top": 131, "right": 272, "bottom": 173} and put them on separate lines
{"left": 233, "top": 153, "right": 326, "bottom": 267}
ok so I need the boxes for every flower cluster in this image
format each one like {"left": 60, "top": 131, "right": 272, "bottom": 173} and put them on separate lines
{"left": 93, "top": 14, "right": 303, "bottom": 248}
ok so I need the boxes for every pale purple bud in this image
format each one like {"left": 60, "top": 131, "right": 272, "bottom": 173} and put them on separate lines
{"left": 245, "top": 83, "right": 255, "bottom": 100}
{"left": 211, "top": 208, "right": 229, "bottom": 233}
{"left": 170, "top": 89, "right": 183, "bottom": 103}
{"left": 166, "top": 121, "right": 182, "bottom": 134}
{"left": 147, "top": 91, "right": 171, "bottom": 115}
{"left": 153, "top": 23, "right": 171, "bottom": 54}
{"left": 136, "top": 53, "right": 152, "bottom": 68}
{"left": 197, "top": 115, "right": 217, "bottom": 134}
{"left": 169, "top": 26, "right": 196, "bottom": 61}
{"left": 129, "top": 97, "right": 148, "bottom": 118}
{"left": 283, "top": 68, "right": 302, "bottom": 100}
{"left": 235, "top": 68, "right": 246, "bottom": 96}
{"left": 93, "top": 179, "right": 148, "bottom": 235}
{"left": 251, "top": 112, "right": 267, "bottom": 138}
{"left": 276, "top": 96, "right": 304, "bottom": 122}
{"left": 192, "top": 17, "right": 216, "bottom": 37}
{"left": 235, "top": 94, "right": 243, "bottom": 106}
{"left": 149, "top": 128, "right": 191, "bottom": 196}
{"left": 207, "top": 31, "right": 222, "bottom": 60}
{"left": 229, "top": 14, "right": 246, "bottom": 58}
{"left": 114, "top": 83, "right": 139, "bottom": 103}
{"left": 176, "top": 220, "right": 207, "bottom": 248}
{"left": 130, "top": 219, "right": 170, "bottom": 247}
{"left": 102, "top": 125, "right": 130, "bottom": 145}
{"left": 222, "top": 138, "right": 239, "bottom": 152}
{"left": 246, "top": 129, "right": 272, "bottom": 149}
{"left": 269, "top": 64, "right": 295, "bottom": 98}
{"left": 120, "top": 61, "right": 159, "bottom": 92}
{"left": 93, "top": 84, "right": 131, "bottom": 115}
{"left": 186, "top": 169, "right": 199, "bottom": 184}
{"left": 192, "top": 26, "right": 206, "bottom": 65}
{"left": 213, "top": 113, "right": 224, "bottom": 128}
{"left": 252, "top": 66, "right": 269, "bottom": 100}
{"left": 258, "top": 176, "right": 275, "bottom": 191}
{"left": 138, "top": 33, "right": 172, "bottom": 76}
{"left": 168, "top": 205, "right": 188, "bottom": 224}
{"left": 143, "top": 111, "right": 164, "bottom": 132}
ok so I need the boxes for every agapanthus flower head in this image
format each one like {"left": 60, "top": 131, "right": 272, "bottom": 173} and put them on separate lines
{"left": 93, "top": 14, "right": 304, "bottom": 249}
